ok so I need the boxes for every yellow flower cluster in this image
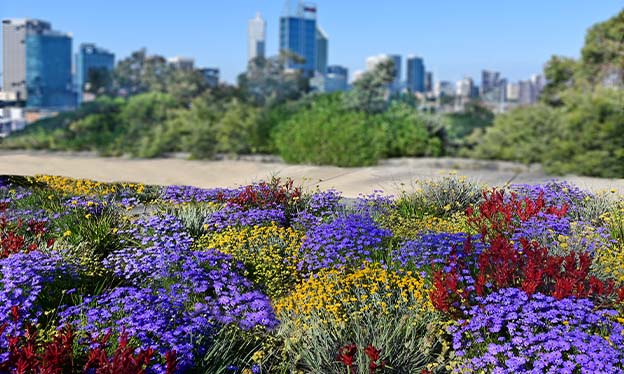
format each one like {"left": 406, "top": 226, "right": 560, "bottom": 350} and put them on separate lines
{"left": 593, "top": 243, "right": 624, "bottom": 285}
{"left": 196, "top": 224, "right": 304, "bottom": 297}
{"left": 384, "top": 211, "right": 472, "bottom": 239}
{"left": 602, "top": 204, "right": 624, "bottom": 245}
{"left": 33, "top": 175, "right": 145, "bottom": 196}
{"left": 274, "top": 264, "right": 432, "bottom": 325}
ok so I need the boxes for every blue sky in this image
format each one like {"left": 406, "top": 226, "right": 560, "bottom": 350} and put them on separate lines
{"left": 1, "top": 1, "right": 622, "bottom": 84}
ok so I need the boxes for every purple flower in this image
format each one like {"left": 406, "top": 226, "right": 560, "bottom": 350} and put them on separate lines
{"left": 449, "top": 288, "right": 624, "bottom": 373}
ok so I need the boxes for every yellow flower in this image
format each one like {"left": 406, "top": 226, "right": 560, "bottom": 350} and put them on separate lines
{"left": 251, "top": 350, "right": 265, "bottom": 363}
{"left": 63, "top": 230, "right": 72, "bottom": 237}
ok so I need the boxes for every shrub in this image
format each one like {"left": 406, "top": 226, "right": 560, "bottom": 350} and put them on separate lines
{"left": 275, "top": 265, "right": 444, "bottom": 373}
{"left": 396, "top": 174, "right": 483, "bottom": 218}
{"left": 469, "top": 104, "right": 562, "bottom": 164}
{"left": 380, "top": 102, "right": 438, "bottom": 158}
{"left": 273, "top": 94, "right": 385, "bottom": 167}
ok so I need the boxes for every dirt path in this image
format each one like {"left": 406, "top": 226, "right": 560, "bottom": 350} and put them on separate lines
{"left": 1, "top": 151, "right": 623, "bottom": 197}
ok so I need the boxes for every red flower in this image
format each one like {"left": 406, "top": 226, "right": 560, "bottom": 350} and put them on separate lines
{"left": 337, "top": 344, "right": 357, "bottom": 372}
{"left": 364, "top": 345, "right": 385, "bottom": 373}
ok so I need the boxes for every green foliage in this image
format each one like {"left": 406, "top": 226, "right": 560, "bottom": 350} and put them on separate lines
{"left": 380, "top": 102, "right": 441, "bottom": 158}
{"left": 542, "top": 88, "right": 624, "bottom": 177}
{"left": 161, "top": 202, "right": 220, "bottom": 239}
{"left": 278, "top": 309, "right": 447, "bottom": 374}
{"left": 213, "top": 99, "right": 262, "bottom": 155}
{"left": 0, "top": 97, "right": 125, "bottom": 151}
{"left": 239, "top": 54, "right": 309, "bottom": 106}
{"left": 118, "top": 92, "right": 180, "bottom": 157}
{"left": 541, "top": 56, "right": 579, "bottom": 106}
{"left": 55, "top": 208, "right": 127, "bottom": 264}
{"left": 580, "top": 10, "right": 624, "bottom": 85}
{"left": 199, "top": 325, "right": 282, "bottom": 374}
{"left": 469, "top": 104, "right": 562, "bottom": 164}
{"left": 274, "top": 93, "right": 385, "bottom": 167}
{"left": 572, "top": 191, "right": 617, "bottom": 224}
{"left": 443, "top": 101, "right": 494, "bottom": 154}
{"left": 396, "top": 174, "right": 483, "bottom": 218}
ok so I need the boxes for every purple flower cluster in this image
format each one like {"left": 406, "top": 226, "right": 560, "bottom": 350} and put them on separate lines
{"left": 0, "top": 185, "right": 33, "bottom": 203}
{"left": 392, "top": 233, "right": 485, "bottom": 273}
{"left": 291, "top": 190, "right": 345, "bottom": 230}
{"left": 511, "top": 213, "right": 571, "bottom": 245}
{"left": 161, "top": 185, "right": 239, "bottom": 204}
{"left": 297, "top": 214, "right": 392, "bottom": 274}
{"left": 105, "top": 215, "right": 193, "bottom": 282}
{"left": 204, "top": 206, "right": 287, "bottom": 231}
{"left": 305, "top": 189, "right": 344, "bottom": 217}
{"left": 95, "top": 214, "right": 277, "bottom": 370}
{"left": 449, "top": 288, "right": 624, "bottom": 373}
{"left": 351, "top": 190, "right": 395, "bottom": 219}
{"left": 0, "top": 251, "right": 79, "bottom": 354}
{"left": 64, "top": 195, "right": 111, "bottom": 216}
{"left": 511, "top": 181, "right": 591, "bottom": 216}
{"left": 60, "top": 285, "right": 207, "bottom": 373}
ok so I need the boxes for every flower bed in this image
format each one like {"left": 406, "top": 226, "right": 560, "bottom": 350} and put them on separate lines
{"left": 0, "top": 174, "right": 623, "bottom": 373}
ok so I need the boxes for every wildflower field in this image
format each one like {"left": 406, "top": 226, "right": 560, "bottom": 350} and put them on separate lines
{"left": 1, "top": 173, "right": 624, "bottom": 373}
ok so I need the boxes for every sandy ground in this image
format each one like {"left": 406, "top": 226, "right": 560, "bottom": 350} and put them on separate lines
{"left": 1, "top": 151, "right": 623, "bottom": 197}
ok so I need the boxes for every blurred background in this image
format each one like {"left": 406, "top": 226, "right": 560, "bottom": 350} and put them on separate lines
{"left": 1, "top": 1, "right": 623, "bottom": 179}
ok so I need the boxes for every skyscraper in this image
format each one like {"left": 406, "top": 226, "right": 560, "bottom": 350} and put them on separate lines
{"left": 3, "top": 19, "right": 50, "bottom": 101}
{"left": 315, "top": 26, "right": 328, "bottom": 75}
{"left": 248, "top": 12, "right": 266, "bottom": 62}
{"left": 3, "top": 19, "right": 74, "bottom": 109}
{"left": 456, "top": 77, "right": 474, "bottom": 97}
{"left": 279, "top": 2, "right": 317, "bottom": 77}
{"left": 388, "top": 54, "right": 401, "bottom": 92}
{"left": 506, "top": 82, "right": 520, "bottom": 102}
{"left": 481, "top": 70, "right": 500, "bottom": 96}
{"left": 76, "top": 43, "right": 115, "bottom": 104}
{"left": 425, "top": 71, "right": 433, "bottom": 93}
{"left": 406, "top": 55, "right": 425, "bottom": 93}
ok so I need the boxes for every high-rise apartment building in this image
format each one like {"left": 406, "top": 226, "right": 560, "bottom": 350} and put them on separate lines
{"left": 279, "top": 2, "right": 317, "bottom": 77}
{"left": 3, "top": 19, "right": 74, "bottom": 109}
{"left": 434, "top": 81, "right": 454, "bottom": 97}
{"left": 76, "top": 43, "right": 115, "bottom": 104}
{"left": 481, "top": 70, "right": 500, "bottom": 95}
{"left": 248, "top": 12, "right": 266, "bottom": 61}
{"left": 518, "top": 80, "right": 534, "bottom": 105}
{"left": 456, "top": 77, "right": 474, "bottom": 97}
{"left": 315, "top": 27, "right": 328, "bottom": 75}
{"left": 506, "top": 82, "right": 520, "bottom": 102}
{"left": 406, "top": 55, "right": 425, "bottom": 93}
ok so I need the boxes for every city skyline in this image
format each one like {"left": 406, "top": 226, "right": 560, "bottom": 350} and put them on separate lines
{"left": 1, "top": 1, "right": 622, "bottom": 85}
